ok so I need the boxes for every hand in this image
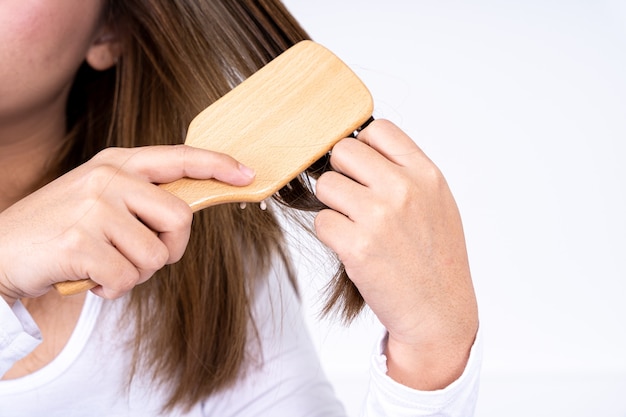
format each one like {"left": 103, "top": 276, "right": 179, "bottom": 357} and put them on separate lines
{"left": 0, "top": 145, "right": 254, "bottom": 305}
{"left": 314, "top": 119, "right": 478, "bottom": 390}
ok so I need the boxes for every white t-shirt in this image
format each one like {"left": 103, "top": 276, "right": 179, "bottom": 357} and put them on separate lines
{"left": 0, "top": 260, "right": 481, "bottom": 416}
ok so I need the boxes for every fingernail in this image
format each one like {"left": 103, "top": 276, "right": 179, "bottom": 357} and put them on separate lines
{"left": 238, "top": 163, "right": 256, "bottom": 179}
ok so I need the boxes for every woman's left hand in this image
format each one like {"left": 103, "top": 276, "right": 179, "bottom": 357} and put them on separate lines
{"left": 314, "top": 119, "right": 478, "bottom": 390}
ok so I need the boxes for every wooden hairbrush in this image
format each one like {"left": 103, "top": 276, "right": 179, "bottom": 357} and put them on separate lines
{"left": 54, "top": 40, "right": 373, "bottom": 296}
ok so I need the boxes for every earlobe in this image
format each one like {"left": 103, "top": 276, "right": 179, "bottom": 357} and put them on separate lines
{"left": 85, "top": 29, "right": 121, "bottom": 71}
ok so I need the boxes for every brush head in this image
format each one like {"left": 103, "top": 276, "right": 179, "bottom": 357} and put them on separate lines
{"left": 159, "top": 40, "right": 373, "bottom": 212}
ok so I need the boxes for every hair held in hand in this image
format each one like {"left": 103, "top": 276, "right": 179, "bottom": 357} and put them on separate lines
{"left": 54, "top": 0, "right": 364, "bottom": 412}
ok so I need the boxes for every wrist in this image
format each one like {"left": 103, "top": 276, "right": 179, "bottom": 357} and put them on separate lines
{"left": 384, "top": 319, "right": 478, "bottom": 391}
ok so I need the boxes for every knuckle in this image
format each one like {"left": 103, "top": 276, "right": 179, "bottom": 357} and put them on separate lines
{"left": 314, "top": 210, "right": 332, "bottom": 237}
{"left": 144, "top": 241, "right": 170, "bottom": 270}
{"left": 329, "top": 139, "right": 354, "bottom": 163}
{"left": 332, "top": 138, "right": 354, "bottom": 154}
{"left": 82, "top": 164, "right": 119, "bottom": 193}
{"left": 391, "top": 176, "right": 416, "bottom": 208}
{"left": 161, "top": 202, "right": 193, "bottom": 236}
{"left": 349, "top": 238, "right": 372, "bottom": 263}
{"left": 170, "top": 144, "right": 188, "bottom": 155}
{"left": 386, "top": 168, "right": 435, "bottom": 212}
{"left": 57, "top": 227, "right": 85, "bottom": 256}
{"left": 313, "top": 211, "right": 325, "bottom": 232}
{"left": 173, "top": 204, "right": 193, "bottom": 230}
{"left": 336, "top": 233, "right": 370, "bottom": 268}
{"left": 368, "top": 199, "right": 390, "bottom": 222}
{"left": 172, "top": 144, "right": 189, "bottom": 172}
{"left": 421, "top": 162, "right": 446, "bottom": 189}
{"left": 315, "top": 172, "right": 330, "bottom": 193}
{"left": 167, "top": 250, "right": 184, "bottom": 265}
{"left": 113, "top": 267, "right": 141, "bottom": 296}
{"left": 125, "top": 232, "right": 171, "bottom": 271}
{"left": 136, "top": 269, "right": 157, "bottom": 286}
{"left": 91, "top": 147, "right": 121, "bottom": 163}
{"left": 101, "top": 266, "right": 140, "bottom": 299}
{"left": 315, "top": 171, "right": 338, "bottom": 195}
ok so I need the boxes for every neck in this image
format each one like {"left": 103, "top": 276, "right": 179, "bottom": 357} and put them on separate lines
{"left": 0, "top": 109, "right": 67, "bottom": 212}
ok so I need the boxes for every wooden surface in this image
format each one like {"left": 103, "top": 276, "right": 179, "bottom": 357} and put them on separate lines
{"left": 161, "top": 40, "right": 373, "bottom": 211}
{"left": 54, "top": 41, "right": 373, "bottom": 295}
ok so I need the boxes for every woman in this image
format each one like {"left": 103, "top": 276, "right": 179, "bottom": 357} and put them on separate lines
{"left": 0, "top": 0, "right": 480, "bottom": 415}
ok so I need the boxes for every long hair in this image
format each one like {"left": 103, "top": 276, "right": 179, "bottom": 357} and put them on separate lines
{"left": 61, "top": 0, "right": 364, "bottom": 411}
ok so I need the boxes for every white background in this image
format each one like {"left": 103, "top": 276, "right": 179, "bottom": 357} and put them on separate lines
{"left": 281, "top": 1, "right": 626, "bottom": 416}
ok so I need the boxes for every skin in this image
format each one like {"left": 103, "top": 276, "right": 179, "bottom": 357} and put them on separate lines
{"left": 315, "top": 120, "right": 478, "bottom": 389}
{"left": 0, "top": 0, "right": 478, "bottom": 391}
{"left": 0, "top": 0, "right": 107, "bottom": 210}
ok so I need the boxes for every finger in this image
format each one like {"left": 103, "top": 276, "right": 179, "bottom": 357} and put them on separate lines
{"left": 329, "top": 137, "right": 397, "bottom": 188}
{"left": 314, "top": 208, "right": 357, "bottom": 263}
{"left": 95, "top": 145, "right": 256, "bottom": 186}
{"left": 74, "top": 237, "right": 141, "bottom": 299}
{"left": 104, "top": 209, "right": 172, "bottom": 272}
{"left": 356, "top": 119, "right": 430, "bottom": 168}
{"left": 115, "top": 179, "right": 193, "bottom": 263}
{"left": 315, "top": 170, "right": 370, "bottom": 221}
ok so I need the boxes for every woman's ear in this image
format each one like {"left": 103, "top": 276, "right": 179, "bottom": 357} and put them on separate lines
{"left": 85, "top": 25, "right": 122, "bottom": 71}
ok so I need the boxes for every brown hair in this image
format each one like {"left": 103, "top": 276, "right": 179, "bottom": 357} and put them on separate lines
{"left": 61, "top": 0, "right": 363, "bottom": 412}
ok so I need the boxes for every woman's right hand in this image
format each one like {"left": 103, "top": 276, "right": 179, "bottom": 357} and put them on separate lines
{"left": 0, "top": 145, "right": 255, "bottom": 305}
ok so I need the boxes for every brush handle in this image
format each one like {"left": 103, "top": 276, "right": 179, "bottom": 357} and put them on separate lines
{"left": 54, "top": 279, "right": 96, "bottom": 295}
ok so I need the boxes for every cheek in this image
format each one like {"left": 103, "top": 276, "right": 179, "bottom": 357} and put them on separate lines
{"left": 0, "top": 1, "right": 104, "bottom": 117}
{"left": 21, "top": 4, "right": 101, "bottom": 67}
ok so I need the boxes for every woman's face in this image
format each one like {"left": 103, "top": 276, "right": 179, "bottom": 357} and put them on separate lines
{"left": 0, "top": 0, "right": 109, "bottom": 128}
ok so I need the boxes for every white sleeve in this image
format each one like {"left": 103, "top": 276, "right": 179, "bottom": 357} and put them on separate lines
{"left": 362, "top": 329, "right": 482, "bottom": 417}
{"left": 0, "top": 299, "right": 42, "bottom": 377}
